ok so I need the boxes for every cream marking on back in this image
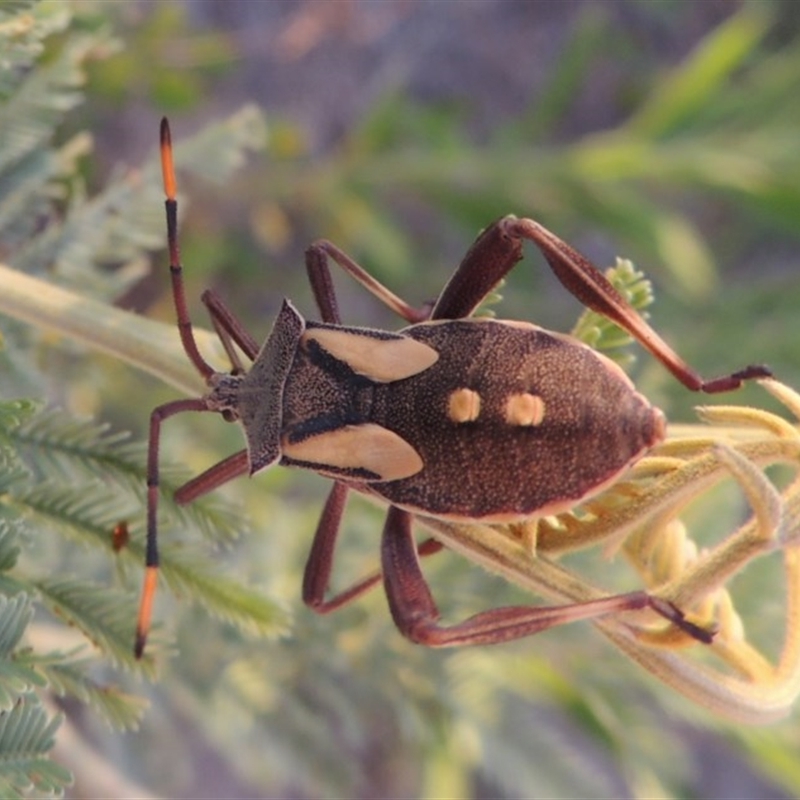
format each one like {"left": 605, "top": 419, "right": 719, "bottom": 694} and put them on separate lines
{"left": 303, "top": 327, "right": 438, "bottom": 382}
{"left": 504, "top": 393, "right": 545, "bottom": 426}
{"left": 281, "top": 423, "right": 423, "bottom": 481}
{"left": 447, "top": 388, "right": 482, "bottom": 423}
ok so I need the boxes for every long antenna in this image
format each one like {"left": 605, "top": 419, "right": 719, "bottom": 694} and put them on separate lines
{"left": 160, "top": 117, "right": 215, "bottom": 382}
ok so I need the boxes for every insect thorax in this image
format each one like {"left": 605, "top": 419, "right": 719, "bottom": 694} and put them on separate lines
{"left": 237, "top": 299, "right": 306, "bottom": 474}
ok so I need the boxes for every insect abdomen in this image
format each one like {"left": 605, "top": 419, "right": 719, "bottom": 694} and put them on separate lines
{"left": 371, "top": 319, "right": 663, "bottom": 520}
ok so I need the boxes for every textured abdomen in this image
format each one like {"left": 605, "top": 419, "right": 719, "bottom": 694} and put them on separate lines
{"left": 371, "top": 319, "right": 663, "bottom": 519}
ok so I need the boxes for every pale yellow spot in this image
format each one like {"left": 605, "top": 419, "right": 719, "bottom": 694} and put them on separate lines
{"left": 448, "top": 388, "right": 481, "bottom": 423}
{"left": 505, "top": 393, "right": 545, "bottom": 426}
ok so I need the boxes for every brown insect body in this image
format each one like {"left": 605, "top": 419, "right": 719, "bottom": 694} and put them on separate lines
{"left": 135, "top": 118, "right": 772, "bottom": 658}
{"left": 244, "top": 310, "right": 665, "bottom": 521}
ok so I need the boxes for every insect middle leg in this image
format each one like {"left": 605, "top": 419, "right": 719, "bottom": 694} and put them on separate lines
{"left": 302, "top": 482, "right": 444, "bottom": 614}
{"left": 301, "top": 225, "right": 521, "bottom": 615}
{"left": 305, "top": 241, "right": 432, "bottom": 323}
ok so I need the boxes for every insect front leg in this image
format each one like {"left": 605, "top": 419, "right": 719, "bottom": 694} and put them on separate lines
{"left": 201, "top": 289, "right": 259, "bottom": 369}
{"left": 173, "top": 450, "right": 250, "bottom": 505}
{"left": 380, "top": 507, "right": 713, "bottom": 647}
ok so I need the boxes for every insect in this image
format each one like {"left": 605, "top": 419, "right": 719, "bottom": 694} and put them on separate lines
{"left": 134, "top": 117, "right": 771, "bottom": 658}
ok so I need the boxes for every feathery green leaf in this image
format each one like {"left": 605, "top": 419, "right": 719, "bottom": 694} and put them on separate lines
{"left": 10, "top": 408, "right": 246, "bottom": 546}
{"left": 38, "top": 659, "right": 148, "bottom": 731}
{"left": 157, "top": 543, "right": 290, "bottom": 640}
{"left": 33, "top": 578, "right": 148, "bottom": 674}
{"left": 0, "top": 693, "right": 71, "bottom": 799}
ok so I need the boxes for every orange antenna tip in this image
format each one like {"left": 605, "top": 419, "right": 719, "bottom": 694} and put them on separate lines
{"left": 134, "top": 566, "right": 159, "bottom": 659}
{"left": 160, "top": 117, "right": 177, "bottom": 200}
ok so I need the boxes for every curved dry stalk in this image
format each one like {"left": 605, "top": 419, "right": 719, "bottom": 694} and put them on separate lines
{"left": 0, "top": 263, "right": 220, "bottom": 396}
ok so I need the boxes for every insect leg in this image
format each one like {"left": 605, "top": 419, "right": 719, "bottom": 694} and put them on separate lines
{"left": 381, "top": 506, "right": 713, "bottom": 647}
{"left": 303, "top": 483, "right": 444, "bottom": 613}
{"left": 505, "top": 216, "right": 771, "bottom": 393}
{"left": 201, "top": 289, "right": 259, "bottom": 369}
{"left": 304, "top": 239, "right": 432, "bottom": 601}
{"left": 173, "top": 449, "right": 250, "bottom": 505}
{"left": 305, "top": 241, "right": 431, "bottom": 323}
{"left": 430, "top": 219, "right": 525, "bottom": 320}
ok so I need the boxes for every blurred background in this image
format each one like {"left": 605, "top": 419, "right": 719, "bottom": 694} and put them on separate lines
{"left": 2, "top": 1, "right": 800, "bottom": 797}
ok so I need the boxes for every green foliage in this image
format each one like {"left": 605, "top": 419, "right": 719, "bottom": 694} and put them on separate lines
{"left": 0, "top": 594, "right": 44, "bottom": 706}
{"left": 0, "top": 399, "right": 152, "bottom": 785}
{"left": 0, "top": 693, "right": 71, "bottom": 799}
{"left": 0, "top": 405, "right": 71, "bottom": 794}
{"left": 0, "top": 2, "right": 282, "bottom": 794}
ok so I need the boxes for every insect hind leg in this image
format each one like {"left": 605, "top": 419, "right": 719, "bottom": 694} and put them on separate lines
{"left": 504, "top": 216, "right": 771, "bottom": 394}
{"left": 380, "top": 506, "right": 714, "bottom": 647}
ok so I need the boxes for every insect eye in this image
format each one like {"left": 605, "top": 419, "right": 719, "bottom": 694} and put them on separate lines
{"left": 222, "top": 409, "right": 237, "bottom": 423}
